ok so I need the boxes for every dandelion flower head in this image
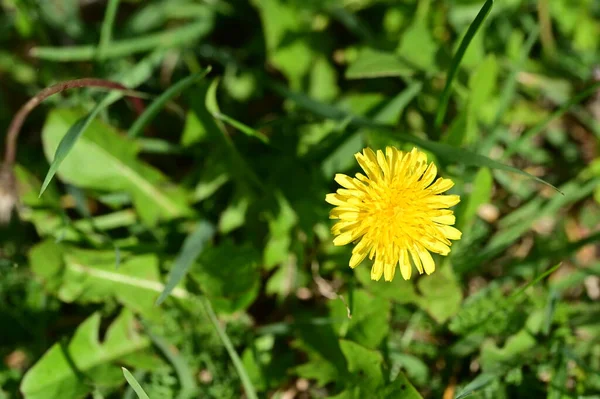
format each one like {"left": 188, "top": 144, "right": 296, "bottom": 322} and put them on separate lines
{"left": 325, "top": 146, "right": 462, "bottom": 281}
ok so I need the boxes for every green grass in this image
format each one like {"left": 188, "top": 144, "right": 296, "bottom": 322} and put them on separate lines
{"left": 1, "top": 1, "right": 600, "bottom": 398}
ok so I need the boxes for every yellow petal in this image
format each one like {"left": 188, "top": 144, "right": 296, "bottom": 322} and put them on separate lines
{"left": 428, "top": 177, "right": 454, "bottom": 193}
{"left": 333, "top": 231, "right": 354, "bottom": 246}
{"left": 419, "top": 162, "right": 437, "bottom": 188}
{"left": 384, "top": 262, "right": 396, "bottom": 281}
{"left": 437, "top": 225, "right": 462, "bottom": 240}
{"left": 409, "top": 247, "right": 424, "bottom": 274}
{"left": 399, "top": 249, "right": 411, "bottom": 280}
{"left": 417, "top": 246, "right": 436, "bottom": 275}
{"left": 349, "top": 250, "right": 368, "bottom": 268}
{"left": 325, "top": 193, "right": 346, "bottom": 206}
{"left": 432, "top": 214, "right": 456, "bottom": 225}
{"left": 371, "top": 259, "right": 384, "bottom": 281}
{"left": 376, "top": 149, "right": 390, "bottom": 178}
{"left": 355, "top": 149, "right": 381, "bottom": 181}
{"left": 423, "top": 238, "right": 450, "bottom": 256}
{"left": 334, "top": 174, "right": 357, "bottom": 189}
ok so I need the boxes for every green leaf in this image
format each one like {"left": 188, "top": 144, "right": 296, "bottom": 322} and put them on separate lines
{"left": 339, "top": 340, "right": 384, "bottom": 390}
{"left": 39, "top": 51, "right": 164, "bottom": 196}
{"left": 417, "top": 265, "right": 463, "bottom": 324}
{"left": 329, "top": 289, "right": 391, "bottom": 348}
{"left": 396, "top": 20, "right": 438, "bottom": 72}
{"left": 20, "top": 309, "right": 150, "bottom": 399}
{"left": 252, "top": 0, "right": 312, "bottom": 89}
{"left": 41, "top": 109, "right": 193, "bottom": 225}
{"left": 122, "top": 368, "right": 150, "bottom": 399}
{"left": 346, "top": 48, "right": 414, "bottom": 79}
{"left": 192, "top": 240, "right": 260, "bottom": 313}
{"left": 435, "top": 0, "right": 494, "bottom": 129}
{"left": 337, "top": 340, "right": 423, "bottom": 398}
{"left": 29, "top": 243, "right": 190, "bottom": 318}
{"left": 156, "top": 221, "right": 215, "bottom": 305}
{"left": 218, "top": 193, "right": 250, "bottom": 234}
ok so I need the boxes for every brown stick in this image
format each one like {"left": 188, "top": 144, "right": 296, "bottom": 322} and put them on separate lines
{"left": 3, "top": 78, "right": 145, "bottom": 167}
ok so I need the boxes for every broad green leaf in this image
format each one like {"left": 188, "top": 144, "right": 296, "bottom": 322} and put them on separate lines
{"left": 417, "top": 265, "right": 463, "bottom": 324}
{"left": 192, "top": 240, "right": 260, "bottom": 313}
{"left": 435, "top": 0, "right": 494, "bottom": 129}
{"left": 60, "top": 250, "right": 189, "bottom": 317}
{"left": 39, "top": 51, "right": 164, "bottom": 196}
{"left": 339, "top": 340, "right": 384, "bottom": 390}
{"left": 329, "top": 289, "right": 390, "bottom": 348}
{"left": 181, "top": 110, "right": 207, "bottom": 146}
{"left": 218, "top": 193, "right": 250, "bottom": 233}
{"left": 252, "top": 0, "right": 312, "bottom": 89}
{"left": 309, "top": 55, "right": 339, "bottom": 101}
{"left": 156, "top": 221, "right": 215, "bottom": 305}
{"left": 396, "top": 20, "right": 438, "bottom": 72}
{"left": 338, "top": 340, "right": 423, "bottom": 398}
{"left": 480, "top": 329, "right": 537, "bottom": 373}
{"left": 20, "top": 309, "right": 150, "bottom": 399}
{"left": 41, "top": 109, "right": 193, "bottom": 225}
{"left": 346, "top": 48, "right": 414, "bottom": 79}
{"left": 122, "top": 368, "right": 150, "bottom": 399}
{"left": 29, "top": 242, "right": 190, "bottom": 318}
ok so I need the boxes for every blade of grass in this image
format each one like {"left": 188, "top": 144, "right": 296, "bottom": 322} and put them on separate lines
{"left": 155, "top": 221, "right": 215, "bottom": 305}
{"left": 143, "top": 323, "right": 198, "bottom": 399}
{"left": 32, "top": 21, "right": 211, "bottom": 61}
{"left": 434, "top": 0, "right": 494, "bottom": 130}
{"left": 267, "top": 80, "right": 560, "bottom": 192}
{"left": 205, "top": 79, "right": 270, "bottom": 144}
{"left": 40, "top": 105, "right": 105, "bottom": 196}
{"left": 128, "top": 68, "right": 211, "bottom": 138}
{"left": 122, "top": 368, "right": 150, "bottom": 399}
{"left": 201, "top": 296, "right": 258, "bottom": 399}
{"left": 97, "top": 0, "right": 120, "bottom": 60}
{"left": 478, "top": 27, "right": 539, "bottom": 155}
{"left": 503, "top": 81, "right": 600, "bottom": 158}
{"left": 508, "top": 263, "right": 562, "bottom": 302}
{"left": 454, "top": 372, "right": 497, "bottom": 399}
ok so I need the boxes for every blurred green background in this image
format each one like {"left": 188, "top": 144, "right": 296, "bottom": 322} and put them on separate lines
{"left": 1, "top": 0, "right": 600, "bottom": 398}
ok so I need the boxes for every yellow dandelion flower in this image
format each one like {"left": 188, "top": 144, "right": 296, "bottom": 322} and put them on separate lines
{"left": 325, "top": 146, "right": 462, "bottom": 282}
